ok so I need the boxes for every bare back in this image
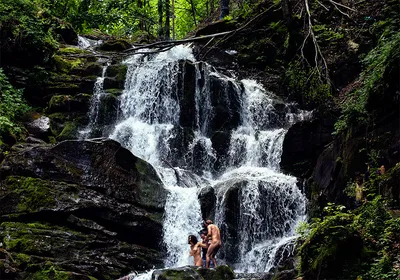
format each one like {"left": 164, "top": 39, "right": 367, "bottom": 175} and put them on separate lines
{"left": 207, "top": 224, "right": 221, "bottom": 244}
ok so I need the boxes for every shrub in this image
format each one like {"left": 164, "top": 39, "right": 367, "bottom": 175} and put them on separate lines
{"left": 0, "top": 69, "right": 30, "bottom": 141}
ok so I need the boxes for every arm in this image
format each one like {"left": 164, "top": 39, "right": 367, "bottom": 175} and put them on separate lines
{"left": 197, "top": 242, "right": 207, "bottom": 248}
{"left": 206, "top": 225, "right": 212, "bottom": 240}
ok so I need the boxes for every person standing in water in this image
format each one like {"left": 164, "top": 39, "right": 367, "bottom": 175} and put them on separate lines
{"left": 200, "top": 230, "right": 214, "bottom": 268}
{"left": 204, "top": 220, "right": 221, "bottom": 268}
{"left": 188, "top": 235, "right": 203, "bottom": 267}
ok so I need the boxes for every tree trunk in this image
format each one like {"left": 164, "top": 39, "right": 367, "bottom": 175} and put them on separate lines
{"left": 165, "top": 0, "right": 170, "bottom": 39}
{"left": 220, "top": 0, "right": 229, "bottom": 19}
{"left": 189, "top": 0, "right": 197, "bottom": 26}
{"left": 158, "top": 0, "right": 164, "bottom": 38}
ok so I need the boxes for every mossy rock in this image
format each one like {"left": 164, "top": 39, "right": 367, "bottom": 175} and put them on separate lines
{"left": 105, "top": 64, "right": 127, "bottom": 81}
{"left": 52, "top": 55, "right": 83, "bottom": 73}
{"left": 78, "top": 62, "right": 103, "bottom": 77}
{"left": 105, "top": 88, "right": 124, "bottom": 96}
{"left": 197, "top": 265, "right": 235, "bottom": 280}
{"left": 54, "top": 21, "right": 78, "bottom": 45}
{"left": 57, "top": 121, "right": 79, "bottom": 141}
{"left": 0, "top": 177, "right": 78, "bottom": 213}
{"left": 97, "top": 39, "right": 132, "bottom": 52}
{"left": 48, "top": 94, "right": 91, "bottom": 113}
{"left": 152, "top": 266, "right": 235, "bottom": 280}
{"left": 58, "top": 46, "right": 91, "bottom": 55}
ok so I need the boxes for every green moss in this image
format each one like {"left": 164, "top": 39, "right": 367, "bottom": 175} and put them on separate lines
{"left": 57, "top": 121, "right": 78, "bottom": 140}
{"left": 58, "top": 47, "right": 90, "bottom": 55}
{"left": 106, "top": 64, "right": 128, "bottom": 81}
{"left": 135, "top": 159, "right": 150, "bottom": 175}
{"left": 53, "top": 55, "right": 82, "bottom": 73}
{"left": 5, "top": 177, "right": 56, "bottom": 212}
{"left": 31, "top": 264, "right": 71, "bottom": 280}
{"left": 15, "top": 253, "right": 31, "bottom": 266}
{"left": 313, "top": 24, "right": 344, "bottom": 43}
{"left": 49, "top": 95, "right": 73, "bottom": 110}
{"left": 105, "top": 88, "right": 123, "bottom": 96}
{"left": 285, "top": 60, "right": 332, "bottom": 106}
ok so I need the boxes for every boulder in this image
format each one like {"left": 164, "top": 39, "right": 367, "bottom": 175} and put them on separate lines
{"left": 54, "top": 22, "right": 78, "bottom": 45}
{"left": 152, "top": 265, "right": 234, "bottom": 280}
{"left": 0, "top": 139, "right": 168, "bottom": 279}
{"left": 24, "top": 116, "right": 51, "bottom": 140}
{"left": 97, "top": 39, "right": 132, "bottom": 52}
{"left": 198, "top": 186, "right": 216, "bottom": 221}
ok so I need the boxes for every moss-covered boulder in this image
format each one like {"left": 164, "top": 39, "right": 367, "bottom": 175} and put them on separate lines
{"left": 48, "top": 94, "right": 91, "bottom": 113}
{"left": 97, "top": 39, "right": 132, "bottom": 52}
{"left": 0, "top": 139, "right": 167, "bottom": 279}
{"left": 152, "top": 265, "right": 235, "bottom": 280}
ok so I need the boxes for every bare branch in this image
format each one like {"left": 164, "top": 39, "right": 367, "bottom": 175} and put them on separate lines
{"left": 316, "top": 0, "right": 329, "bottom": 11}
{"left": 301, "top": 0, "right": 329, "bottom": 81}
{"left": 328, "top": 0, "right": 356, "bottom": 12}
{"left": 123, "top": 2, "right": 279, "bottom": 55}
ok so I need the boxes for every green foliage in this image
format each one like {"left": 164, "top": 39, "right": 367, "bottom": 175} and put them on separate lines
{"left": 285, "top": 60, "right": 332, "bottom": 106}
{"left": 0, "top": 69, "right": 30, "bottom": 141}
{"left": 313, "top": 24, "right": 344, "bottom": 43}
{"left": 334, "top": 31, "right": 400, "bottom": 134}
{"left": 0, "top": 0, "right": 59, "bottom": 66}
{"left": 299, "top": 192, "right": 400, "bottom": 280}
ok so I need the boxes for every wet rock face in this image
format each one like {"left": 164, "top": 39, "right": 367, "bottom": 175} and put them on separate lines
{"left": 0, "top": 139, "right": 167, "bottom": 279}
{"left": 281, "top": 118, "right": 334, "bottom": 178}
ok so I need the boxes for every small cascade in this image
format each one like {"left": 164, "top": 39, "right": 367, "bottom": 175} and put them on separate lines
{"left": 83, "top": 45, "right": 309, "bottom": 278}
{"left": 79, "top": 64, "right": 109, "bottom": 138}
{"left": 78, "top": 35, "right": 103, "bottom": 50}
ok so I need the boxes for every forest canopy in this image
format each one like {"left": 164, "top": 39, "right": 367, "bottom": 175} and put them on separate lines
{"left": 19, "top": 0, "right": 238, "bottom": 39}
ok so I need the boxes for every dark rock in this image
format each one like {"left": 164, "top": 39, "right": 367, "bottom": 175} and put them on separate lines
{"left": 54, "top": 22, "right": 78, "bottom": 45}
{"left": 0, "top": 222, "right": 163, "bottom": 280}
{"left": 281, "top": 118, "right": 334, "bottom": 178}
{"left": 71, "top": 62, "right": 103, "bottom": 77}
{"left": 48, "top": 94, "right": 91, "bottom": 113}
{"left": 97, "top": 39, "right": 132, "bottom": 52}
{"left": 106, "top": 64, "right": 128, "bottom": 80}
{"left": 209, "top": 76, "right": 241, "bottom": 132}
{"left": 104, "top": 77, "right": 125, "bottom": 89}
{"left": 152, "top": 265, "right": 234, "bottom": 280}
{"left": 198, "top": 186, "right": 216, "bottom": 221}
{"left": 166, "top": 126, "right": 195, "bottom": 167}
{"left": 178, "top": 60, "right": 197, "bottom": 128}
{"left": 0, "top": 139, "right": 167, "bottom": 210}
{"left": 211, "top": 131, "right": 231, "bottom": 174}
{"left": 313, "top": 137, "right": 367, "bottom": 207}
{"left": 48, "top": 112, "right": 88, "bottom": 139}
{"left": 0, "top": 139, "right": 167, "bottom": 279}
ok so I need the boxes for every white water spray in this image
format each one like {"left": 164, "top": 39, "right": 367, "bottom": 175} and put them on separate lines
{"left": 84, "top": 45, "right": 309, "bottom": 278}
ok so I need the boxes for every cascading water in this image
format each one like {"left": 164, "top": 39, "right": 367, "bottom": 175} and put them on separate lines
{"left": 79, "top": 63, "right": 109, "bottom": 139}
{"left": 84, "top": 44, "right": 309, "bottom": 277}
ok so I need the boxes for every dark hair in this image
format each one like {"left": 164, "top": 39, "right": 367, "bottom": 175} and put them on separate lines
{"left": 199, "top": 230, "right": 207, "bottom": 236}
{"left": 188, "top": 235, "right": 198, "bottom": 244}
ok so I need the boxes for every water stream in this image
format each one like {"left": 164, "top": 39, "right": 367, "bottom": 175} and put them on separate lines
{"left": 84, "top": 45, "right": 309, "bottom": 278}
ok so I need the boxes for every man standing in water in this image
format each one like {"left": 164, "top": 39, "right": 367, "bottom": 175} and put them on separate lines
{"left": 200, "top": 230, "right": 214, "bottom": 267}
{"left": 204, "top": 220, "right": 221, "bottom": 268}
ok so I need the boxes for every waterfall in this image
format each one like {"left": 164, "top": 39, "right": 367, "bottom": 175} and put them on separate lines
{"left": 79, "top": 64, "right": 109, "bottom": 138}
{"left": 85, "top": 45, "right": 308, "bottom": 277}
